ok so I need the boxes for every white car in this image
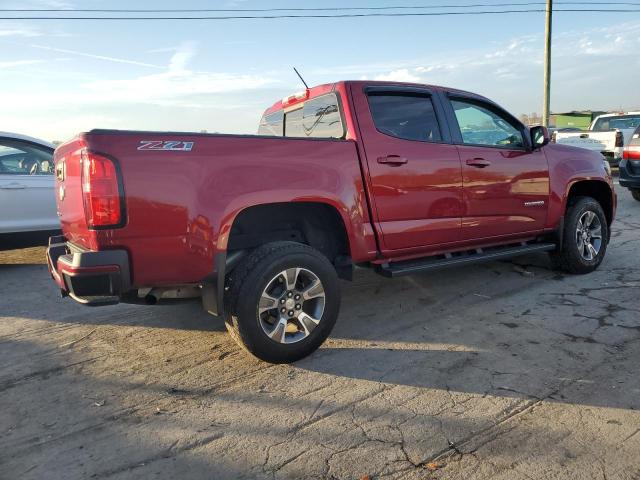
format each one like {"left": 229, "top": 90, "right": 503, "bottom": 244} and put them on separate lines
{"left": 0, "top": 132, "right": 59, "bottom": 246}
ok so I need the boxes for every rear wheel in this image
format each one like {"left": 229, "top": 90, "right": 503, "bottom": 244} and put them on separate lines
{"left": 550, "top": 196, "right": 608, "bottom": 274}
{"left": 224, "top": 242, "right": 340, "bottom": 363}
{"left": 631, "top": 189, "right": 640, "bottom": 202}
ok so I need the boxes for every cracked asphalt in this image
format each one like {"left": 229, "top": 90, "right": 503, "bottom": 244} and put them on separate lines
{"left": 1, "top": 185, "right": 639, "bottom": 480}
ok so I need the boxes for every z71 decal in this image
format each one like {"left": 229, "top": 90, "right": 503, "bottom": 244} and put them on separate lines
{"left": 137, "top": 140, "right": 194, "bottom": 152}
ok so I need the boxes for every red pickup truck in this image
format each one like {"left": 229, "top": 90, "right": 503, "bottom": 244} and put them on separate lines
{"left": 48, "top": 81, "right": 616, "bottom": 363}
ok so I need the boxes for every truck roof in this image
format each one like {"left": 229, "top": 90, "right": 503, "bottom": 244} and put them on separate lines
{"left": 262, "top": 80, "right": 490, "bottom": 117}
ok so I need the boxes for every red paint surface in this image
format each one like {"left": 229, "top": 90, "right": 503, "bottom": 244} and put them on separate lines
{"left": 53, "top": 81, "right": 615, "bottom": 289}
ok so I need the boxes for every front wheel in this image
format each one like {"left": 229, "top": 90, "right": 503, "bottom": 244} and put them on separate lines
{"left": 631, "top": 189, "right": 640, "bottom": 202}
{"left": 550, "top": 196, "right": 608, "bottom": 274}
{"left": 224, "top": 242, "right": 341, "bottom": 363}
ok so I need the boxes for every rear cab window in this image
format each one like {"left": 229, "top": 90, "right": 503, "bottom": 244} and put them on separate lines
{"left": 593, "top": 115, "right": 640, "bottom": 131}
{"left": 258, "top": 92, "right": 345, "bottom": 139}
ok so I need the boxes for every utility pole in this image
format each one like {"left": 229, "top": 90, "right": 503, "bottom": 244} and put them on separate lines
{"left": 542, "top": 0, "right": 553, "bottom": 126}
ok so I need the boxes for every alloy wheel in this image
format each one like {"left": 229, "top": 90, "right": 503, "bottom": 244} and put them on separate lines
{"left": 575, "top": 210, "right": 603, "bottom": 261}
{"left": 257, "top": 268, "right": 326, "bottom": 344}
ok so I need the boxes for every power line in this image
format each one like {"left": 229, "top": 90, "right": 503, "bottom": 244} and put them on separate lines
{"left": 3, "top": 1, "right": 640, "bottom": 13}
{"left": 1, "top": 2, "right": 640, "bottom": 13}
{"left": 1, "top": 9, "right": 639, "bottom": 20}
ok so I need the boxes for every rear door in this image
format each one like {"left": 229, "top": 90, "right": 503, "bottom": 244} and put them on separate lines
{"left": 351, "top": 84, "right": 463, "bottom": 252}
{"left": 442, "top": 94, "right": 550, "bottom": 241}
{"left": 0, "top": 138, "right": 57, "bottom": 233}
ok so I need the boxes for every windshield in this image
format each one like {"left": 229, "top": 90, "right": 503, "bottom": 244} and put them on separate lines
{"left": 592, "top": 115, "right": 640, "bottom": 131}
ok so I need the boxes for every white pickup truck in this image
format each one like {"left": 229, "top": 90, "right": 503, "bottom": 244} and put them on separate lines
{"left": 554, "top": 112, "right": 640, "bottom": 166}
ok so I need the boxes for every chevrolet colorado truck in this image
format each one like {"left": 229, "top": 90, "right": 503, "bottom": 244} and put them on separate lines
{"left": 554, "top": 112, "right": 640, "bottom": 166}
{"left": 47, "top": 81, "right": 616, "bottom": 363}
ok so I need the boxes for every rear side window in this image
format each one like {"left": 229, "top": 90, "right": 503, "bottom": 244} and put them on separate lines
{"left": 258, "top": 110, "right": 284, "bottom": 136}
{"left": 367, "top": 93, "right": 442, "bottom": 142}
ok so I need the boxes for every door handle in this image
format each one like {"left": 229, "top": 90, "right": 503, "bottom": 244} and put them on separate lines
{"left": 466, "top": 158, "right": 491, "bottom": 168}
{"left": 0, "top": 182, "right": 26, "bottom": 189}
{"left": 377, "top": 155, "right": 408, "bottom": 166}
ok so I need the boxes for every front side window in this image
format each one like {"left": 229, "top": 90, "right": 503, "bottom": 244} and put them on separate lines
{"left": 0, "top": 140, "right": 53, "bottom": 175}
{"left": 367, "top": 93, "right": 442, "bottom": 142}
{"left": 451, "top": 99, "right": 524, "bottom": 149}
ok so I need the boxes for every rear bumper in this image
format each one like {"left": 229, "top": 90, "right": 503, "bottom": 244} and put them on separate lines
{"left": 46, "top": 235, "right": 131, "bottom": 306}
{"left": 619, "top": 159, "right": 640, "bottom": 190}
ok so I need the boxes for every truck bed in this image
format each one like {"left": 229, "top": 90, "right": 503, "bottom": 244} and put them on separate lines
{"left": 53, "top": 130, "right": 376, "bottom": 287}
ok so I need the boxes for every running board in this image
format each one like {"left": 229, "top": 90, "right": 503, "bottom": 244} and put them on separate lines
{"left": 376, "top": 242, "right": 556, "bottom": 278}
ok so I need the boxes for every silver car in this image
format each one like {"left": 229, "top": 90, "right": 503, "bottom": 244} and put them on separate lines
{"left": 0, "top": 132, "right": 59, "bottom": 247}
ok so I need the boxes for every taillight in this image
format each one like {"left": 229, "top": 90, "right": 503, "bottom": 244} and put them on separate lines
{"left": 81, "top": 150, "right": 124, "bottom": 229}
{"left": 625, "top": 146, "right": 640, "bottom": 160}
{"left": 282, "top": 89, "right": 309, "bottom": 108}
{"left": 615, "top": 131, "right": 624, "bottom": 148}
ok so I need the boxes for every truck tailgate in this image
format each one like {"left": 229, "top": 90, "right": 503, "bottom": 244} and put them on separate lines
{"left": 555, "top": 131, "right": 615, "bottom": 152}
{"left": 53, "top": 138, "right": 94, "bottom": 249}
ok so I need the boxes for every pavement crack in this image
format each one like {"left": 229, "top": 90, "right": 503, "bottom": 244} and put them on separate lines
{"left": 92, "top": 433, "right": 224, "bottom": 478}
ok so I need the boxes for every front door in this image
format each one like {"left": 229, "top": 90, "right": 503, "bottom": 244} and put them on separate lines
{"left": 445, "top": 96, "right": 550, "bottom": 241}
{"left": 0, "top": 139, "right": 57, "bottom": 233}
{"left": 352, "top": 85, "right": 464, "bottom": 253}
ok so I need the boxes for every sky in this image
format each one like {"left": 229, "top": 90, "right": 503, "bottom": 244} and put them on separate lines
{"left": 0, "top": 0, "right": 639, "bottom": 142}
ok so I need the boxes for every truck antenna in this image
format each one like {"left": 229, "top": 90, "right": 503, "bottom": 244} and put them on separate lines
{"left": 293, "top": 67, "right": 309, "bottom": 90}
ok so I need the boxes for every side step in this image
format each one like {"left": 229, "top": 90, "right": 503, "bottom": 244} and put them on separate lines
{"left": 377, "top": 242, "right": 556, "bottom": 278}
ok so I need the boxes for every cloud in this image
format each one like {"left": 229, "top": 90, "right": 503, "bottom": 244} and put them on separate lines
{"left": 30, "top": 44, "right": 164, "bottom": 69}
{"left": 0, "top": 42, "right": 277, "bottom": 113}
{"left": 354, "top": 20, "right": 640, "bottom": 114}
{"left": 17, "top": 0, "right": 74, "bottom": 7}
{"left": 0, "top": 25, "right": 42, "bottom": 38}
{"left": 373, "top": 68, "right": 421, "bottom": 83}
{"left": 0, "top": 60, "right": 43, "bottom": 69}
{"left": 79, "top": 43, "right": 275, "bottom": 105}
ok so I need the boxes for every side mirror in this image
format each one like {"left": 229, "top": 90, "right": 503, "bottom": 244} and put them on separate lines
{"left": 530, "top": 125, "right": 550, "bottom": 149}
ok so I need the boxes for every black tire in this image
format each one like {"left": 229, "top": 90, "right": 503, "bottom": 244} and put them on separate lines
{"left": 550, "top": 196, "right": 608, "bottom": 274}
{"left": 224, "top": 241, "right": 341, "bottom": 363}
{"left": 631, "top": 189, "right": 640, "bottom": 202}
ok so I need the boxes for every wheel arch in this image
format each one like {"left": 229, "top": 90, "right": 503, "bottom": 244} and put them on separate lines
{"left": 221, "top": 200, "right": 353, "bottom": 276}
{"left": 565, "top": 179, "right": 614, "bottom": 227}
{"left": 203, "top": 199, "right": 357, "bottom": 318}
